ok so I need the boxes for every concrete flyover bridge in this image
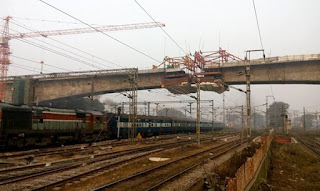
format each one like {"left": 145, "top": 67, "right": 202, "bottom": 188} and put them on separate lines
{"left": 2, "top": 53, "right": 320, "bottom": 105}
{"left": 3, "top": 68, "right": 184, "bottom": 105}
{"left": 205, "top": 53, "right": 320, "bottom": 85}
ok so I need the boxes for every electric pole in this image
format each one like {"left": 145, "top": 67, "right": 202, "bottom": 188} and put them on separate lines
{"left": 245, "top": 49, "right": 264, "bottom": 138}
{"left": 196, "top": 78, "right": 201, "bottom": 146}
{"left": 211, "top": 100, "right": 214, "bottom": 130}
{"left": 155, "top": 103, "right": 159, "bottom": 116}
{"left": 245, "top": 54, "right": 251, "bottom": 137}
{"left": 223, "top": 93, "right": 225, "bottom": 126}
{"left": 303, "top": 107, "right": 306, "bottom": 133}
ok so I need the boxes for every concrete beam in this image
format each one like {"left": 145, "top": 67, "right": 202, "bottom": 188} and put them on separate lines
{"left": 207, "top": 60, "right": 320, "bottom": 85}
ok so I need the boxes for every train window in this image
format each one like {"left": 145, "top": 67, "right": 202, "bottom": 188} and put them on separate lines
{"left": 96, "top": 117, "right": 101, "bottom": 122}
{"left": 76, "top": 112, "right": 86, "bottom": 118}
{"left": 39, "top": 118, "right": 43, "bottom": 123}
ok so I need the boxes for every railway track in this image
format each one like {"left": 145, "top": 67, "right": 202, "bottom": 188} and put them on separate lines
{"left": 0, "top": 133, "right": 229, "bottom": 161}
{"left": 92, "top": 138, "right": 243, "bottom": 191}
{"left": 0, "top": 134, "right": 238, "bottom": 191}
{"left": 298, "top": 138, "right": 320, "bottom": 155}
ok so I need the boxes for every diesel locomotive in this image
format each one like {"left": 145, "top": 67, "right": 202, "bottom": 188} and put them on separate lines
{"left": 0, "top": 102, "right": 223, "bottom": 148}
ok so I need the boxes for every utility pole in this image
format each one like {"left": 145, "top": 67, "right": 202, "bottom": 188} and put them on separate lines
{"left": 266, "top": 97, "right": 268, "bottom": 129}
{"left": 121, "top": 102, "right": 124, "bottom": 114}
{"left": 196, "top": 78, "right": 201, "bottom": 146}
{"left": 316, "top": 111, "right": 318, "bottom": 129}
{"left": 90, "top": 77, "right": 94, "bottom": 110}
{"left": 128, "top": 69, "right": 138, "bottom": 144}
{"left": 282, "top": 104, "right": 285, "bottom": 134}
{"left": 241, "top": 105, "right": 244, "bottom": 145}
{"left": 147, "top": 102, "right": 150, "bottom": 116}
{"left": 211, "top": 100, "right": 214, "bottom": 130}
{"left": 117, "top": 107, "right": 121, "bottom": 140}
{"left": 188, "top": 102, "right": 193, "bottom": 117}
{"left": 245, "top": 49, "right": 264, "bottom": 138}
{"left": 303, "top": 107, "right": 306, "bottom": 133}
{"left": 253, "top": 107, "right": 256, "bottom": 130}
{"left": 144, "top": 101, "right": 147, "bottom": 115}
{"left": 155, "top": 103, "right": 159, "bottom": 116}
{"left": 245, "top": 54, "right": 251, "bottom": 137}
{"left": 223, "top": 93, "right": 225, "bottom": 126}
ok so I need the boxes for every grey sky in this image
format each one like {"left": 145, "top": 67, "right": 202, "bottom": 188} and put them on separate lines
{"left": 1, "top": 0, "right": 320, "bottom": 118}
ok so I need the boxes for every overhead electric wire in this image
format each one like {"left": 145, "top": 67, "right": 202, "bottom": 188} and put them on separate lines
{"left": 11, "top": 62, "right": 54, "bottom": 73}
{"left": 10, "top": 19, "right": 122, "bottom": 68}
{"left": 40, "top": 0, "right": 162, "bottom": 64}
{"left": 8, "top": 26, "right": 104, "bottom": 70}
{"left": 252, "top": 0, "right": 264, "bottom": 50}
{"left": 11, "top": 55, "right": 72, "bottom": 72}
{"left": 16, "top": 38, "right": 104, "bottom": 70}
{"left": 252, "top": 0, "right": 275, "bottom": 99}
{"left": 133, "top": 0, "right": 187, "bottom": 55}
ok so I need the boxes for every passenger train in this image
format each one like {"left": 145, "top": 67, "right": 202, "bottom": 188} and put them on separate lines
{"left": 0, "top": 102, "right": 223, "bottom": 148}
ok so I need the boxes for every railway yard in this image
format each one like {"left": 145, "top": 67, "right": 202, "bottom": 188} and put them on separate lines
{"left": 0, "top": 130, "right": 319, "bottom": 191}
{"left": 0, "top": 132, "right": 244, "bottom": 191}
{"left": 1, "top": 1, "right": 320, "bottom": 190}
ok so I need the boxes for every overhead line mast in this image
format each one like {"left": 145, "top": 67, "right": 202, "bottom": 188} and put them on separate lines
{"left": 0, "top": 16, "right": 165, "bottom": 101}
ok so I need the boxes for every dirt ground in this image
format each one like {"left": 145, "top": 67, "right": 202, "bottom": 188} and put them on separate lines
{"left": 267, "top": 142, "right": 320, "bottom": 191}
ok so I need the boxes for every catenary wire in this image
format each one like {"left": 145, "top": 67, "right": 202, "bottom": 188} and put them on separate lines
{"left": 16, "top": 38, "right": 104, "bottom": 70}
{"left": 133, "top": 0, "right": 187, "bottom": 55}
{"left": 40, "top": 0, "right": 162, "bottom": 64}
{"left": 8, "top": 25, "right": 103, "bottom": 70}
{"left": 11, "top": 55, "right": 72, "bottom": 72}
{"left": 10, "top": 19, "right": 122, "bottom": 68}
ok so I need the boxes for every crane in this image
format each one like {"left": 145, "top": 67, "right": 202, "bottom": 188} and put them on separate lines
{"left": 0, "top": 16, "right": 165, "bottom": 101}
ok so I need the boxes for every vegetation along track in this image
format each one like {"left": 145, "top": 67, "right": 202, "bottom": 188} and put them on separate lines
{"left": 93, "top": 138, "right": 243, "bottom": 191}
{"left": 0, "top": 134, "right": 237, "bottom": 191}
{"left": 298, "top": 138, "right": 320, "bottom": 155}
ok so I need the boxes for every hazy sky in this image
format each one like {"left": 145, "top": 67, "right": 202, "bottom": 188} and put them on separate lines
{"left": 1, "top": 0, "right": 320, "bottom": 118}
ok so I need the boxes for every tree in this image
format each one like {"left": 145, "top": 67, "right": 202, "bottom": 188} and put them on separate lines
{"left": 267, "top": 101, "right": 289, "bottom": 128}
{"left": 40, "top": 97, "right": 105, "bottom": 111}
{"left": 300, "top": 114, "right": 315, "bottom": 129}
{"left": 157, "top": 108, "right": 186, "bottom": 118}
{"left": 252, "top": 112, "right": 266, "bottom": 128}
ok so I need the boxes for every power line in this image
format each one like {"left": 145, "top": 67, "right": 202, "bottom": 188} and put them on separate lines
{"left": 11, "top": 62, "right": 54, "bottom": 73}
{"left": 8, "top": 25, "right": 104, "bottom": 70}
{"left": 40, "top": 0, "right": 162, "bottom": 64}
{"left": 252, "top": 0, "right": 275, "bottom": 100}
{"left": 10, "top": 19, "right": 122, "bottom": 68}
{"left": 17, "top": 38, "right": 104, "bottom": 70}
{"left": 11, "top": 55, "right": 72, "bottom": 72}
{"left": 133, "top": 0, "right": 187, "bottom": 55}
{"left": 252, "top": 0, "right": 264, "bottom": 50}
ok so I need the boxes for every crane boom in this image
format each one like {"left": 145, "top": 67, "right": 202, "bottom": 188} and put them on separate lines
{"left": 8, "top": 22, "right": 165, "bottom": 39}
{"left": 0, "top": 16, "right": 165, "bottom": 102}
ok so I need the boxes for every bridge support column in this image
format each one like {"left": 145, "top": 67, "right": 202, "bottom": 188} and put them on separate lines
{"left": 12, "top": 78, "right": 36, "bottom": 105}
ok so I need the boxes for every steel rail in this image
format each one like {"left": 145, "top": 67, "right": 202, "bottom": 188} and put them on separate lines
{"left": 92, "top": 138, "right": 241, "bottom": 191}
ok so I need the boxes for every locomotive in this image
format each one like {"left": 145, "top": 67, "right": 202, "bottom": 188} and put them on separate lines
{"left": 0, "top": 102, "right": 223, "bottom": 148}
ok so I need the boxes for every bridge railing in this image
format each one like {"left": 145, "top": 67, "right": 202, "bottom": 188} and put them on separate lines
{"left": 205, "top": 53, "right": 320, "bottom": 68}
{"left": 4, "top": 68, "right": 138, "bottom": 81}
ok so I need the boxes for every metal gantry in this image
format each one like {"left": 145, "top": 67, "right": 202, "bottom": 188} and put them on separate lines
{"left": 128, "top": 68, "right": 138, "bottom": 144}
{"left": 245, "top": 49, "right": 264, "bottom": 138}
{"left": 196, "top": 78, "right": 201, "bottom": 146}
